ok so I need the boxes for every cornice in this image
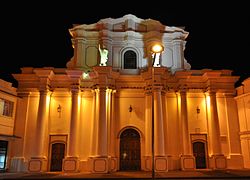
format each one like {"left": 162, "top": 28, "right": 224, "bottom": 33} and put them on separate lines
{"left": 69, "top": 14, "right": 188, "bottom": 39}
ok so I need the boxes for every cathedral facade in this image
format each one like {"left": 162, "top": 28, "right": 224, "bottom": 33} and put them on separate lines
{"left": 5, "top": 14, "right": 246, "bottom": 173}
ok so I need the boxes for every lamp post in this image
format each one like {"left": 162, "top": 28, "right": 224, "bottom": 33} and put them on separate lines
{"left": 150, "top": 44, "right": 164, "bottom": 180}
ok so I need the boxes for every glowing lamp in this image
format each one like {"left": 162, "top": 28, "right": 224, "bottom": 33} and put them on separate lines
{"left": 151, "top": 44, "right": 164, "bottom": 53}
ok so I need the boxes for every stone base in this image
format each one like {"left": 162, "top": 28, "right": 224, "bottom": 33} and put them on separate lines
{"left": 88, "top": 156, "right": 109, "bottom": 173}
{"left": 28, "top": 157, "right": 47, "bottom": 172}
{"left": 155, "top": 156, "right": 168, "bottom": 172}
{"left": 143, "top": 156, "right": 152, "bottom": 171}
{"left": 143, "top": 156, "right": 168, "bottom": 172}
{"left": 109, "top": 157, "right": 118, "bottom": 172}
{"left": 180, "top": 155, "right": 195, "bottom": 170}
{"left": 227, "top": 154, "right": 243, "bottom": 169}
{"left": 209, "top": 154, "right": 227, "bottom": 169}
{"left": 63, "top": 156, "right": 79, "bottom": 172}
{"left": 167, "top": 155, "right": 180, "bottom": 170}
{"left": 10, "top": 157, "right": 27, "bottom": 172}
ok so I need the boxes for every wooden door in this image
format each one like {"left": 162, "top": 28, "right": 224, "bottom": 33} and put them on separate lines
{"left": 193, "top": 141, "right": 207, "bottom": 169}
{"left": 50, "top": 143, "right": 65, "bottom": 171}
{"left": 120, "top": 129, "right": 141, "bottom": 171}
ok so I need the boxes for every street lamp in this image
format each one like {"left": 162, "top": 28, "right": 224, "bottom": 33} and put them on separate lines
{"left": 150, "top": 43, "right": 164, "bottom": 180}
{"left": 151, "top": 44, "right": 164, "bottom": 67}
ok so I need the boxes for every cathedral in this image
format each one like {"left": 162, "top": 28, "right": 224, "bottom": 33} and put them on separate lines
{"left": 1, "top": 14, "right": 249, "bottom": 173}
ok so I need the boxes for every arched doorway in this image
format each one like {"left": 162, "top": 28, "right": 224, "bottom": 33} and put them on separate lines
{"left": 193, "top": 141, "right": 207, "bottom": 169}
{"left": 120, "top": 128, "right": 141, "bottom": 171}
{"left": 50, "top": 143, "right": 65, "bottom": 171}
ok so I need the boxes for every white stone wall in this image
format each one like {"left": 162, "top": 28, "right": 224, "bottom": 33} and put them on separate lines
{"left": 67, "top": 14, "right": 190, "bottom": 74}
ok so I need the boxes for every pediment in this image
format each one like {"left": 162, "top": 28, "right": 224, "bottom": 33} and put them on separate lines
{"left": 70, "top": 14, "right": 186, "bottom": 34}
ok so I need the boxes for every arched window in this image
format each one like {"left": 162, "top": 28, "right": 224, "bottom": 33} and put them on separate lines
{"left": 124, "top": 50, "right": 137, "bottom": 69}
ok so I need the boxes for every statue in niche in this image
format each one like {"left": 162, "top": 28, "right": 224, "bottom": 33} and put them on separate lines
{"left": 98, "top": 44, "right": 108, "bottom": 66}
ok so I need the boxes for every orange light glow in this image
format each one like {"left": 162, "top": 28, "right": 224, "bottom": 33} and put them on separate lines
{"left": 106, "top": 88, "right": 112, "bottom": 113}
{"left": 177, "top": 93, "right": 181, "bottom": 110}
{"left": 78, "top": 94, "right": 81, "bottom": 108}
{"left": 151, "top": 44, "right": 164, "bottom": 53}
{"left": 206, "top": 95, "right": 211, "bottom": 109}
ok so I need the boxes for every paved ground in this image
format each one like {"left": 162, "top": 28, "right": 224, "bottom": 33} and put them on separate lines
{"left": 1, "top": 169, "right": 250, "bottom": 179}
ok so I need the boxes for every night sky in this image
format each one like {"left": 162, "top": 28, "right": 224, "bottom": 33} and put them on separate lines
{"left": 0, "top": 1, "right": 249, "bottom": 87}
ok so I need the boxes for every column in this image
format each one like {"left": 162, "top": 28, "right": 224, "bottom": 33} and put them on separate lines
{"left": 161, "top": 91, "right": 169, "bottom": 154}
{"left": 153, "top": 88, "right": 168, "bottom": 172}
{"left": 97, "top": 87, "right": 108, "bottom": 156}
{"left": 162, "top": 92, "right": 172, "bottom": 169}
{"left": 68, "top": 88, "right": 80, "bottom": 156}
{"left": 144, "top": 91, "right": 152, "bottom": 170}
{"left": 63, "top": 87, "right": 80, "bottom": 172}
{"left": 109, "top": 90, "right": 116, "bottom": 157}
{"left": 90, "top": 90, "right": 97, "bottom": 156}
{"left": 209, "top": 92, "right": 222, "bottom": 154}
{"left": 29, "top": 90, "right": 50, "bottom": 172}
{"left": 10, "top": 92, "right": 30, "bottom": 172}
{"left": 180, "top": 91, "right": 191, "bottom": 155}
{"left": 154, "top": 89, "right": 165, "bottom": 156}
{"left": 224, "top": 94, "right": 243, "bottom": 168}
{"left": 207, "top": 91, "right": 226, "bottom": 169}
{"left": 180, "top": 91, "right": 195, "bottom": 170}
{"left": 74, "top": 39, "right": 85, "bottom": 69}
{"left": 107, "top": 89, "right": 112, "bottom": 157}
{"left": 88, "top": 89, "right": 98, "bottom": 171}
{"left": 172, "top": 39, "right": 184, "bottom": 70}
{"left": 95, "top": 89, "right": 100, "bottom": 153}
{"left": 89, "top": 87, "right": 109, "bottom": 173}
{"left": 89, "top": 66, "right": 114, "bottom": 173}
{"left": 109, "top": 90, "right": 117, "bottom": 172}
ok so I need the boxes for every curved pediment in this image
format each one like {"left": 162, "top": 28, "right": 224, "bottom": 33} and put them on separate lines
{"left": 69, "top": 14, "right": 187, "bottom": 36}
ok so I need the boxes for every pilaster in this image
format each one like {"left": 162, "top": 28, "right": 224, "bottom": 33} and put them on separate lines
{"left": 179, "top": 90, "right": 195, "bottom": 170}
{"left": 88, "top": 66, "right": 115, "bottom": 173}
{"left": 63, "top": 70, "right": 83, "bottom": 172}
{"left": 206, "top": 91, "right": 227, "bottom": 169}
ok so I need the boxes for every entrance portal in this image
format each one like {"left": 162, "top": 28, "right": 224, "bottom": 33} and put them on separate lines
{"left": 193, "top": 141, "right": 207, "bottom": 169}
{"left": 0, "top": 140, "right": 8, "bottom": 170}
{"left": 50, "top": 143, "right": 65, "bottom": 171}
{"left": 120, "top": 128, "right": 141, "bottom": 171}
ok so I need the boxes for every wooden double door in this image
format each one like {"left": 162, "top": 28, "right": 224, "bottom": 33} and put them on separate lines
{"left": 120, "top": 129, "right": 141, "bottom": 171}
{"left": 193, "top": 141, "right": 207, "bottom": 169}
{"left": 50, "top": 143, "right": 65, "bottom": 171}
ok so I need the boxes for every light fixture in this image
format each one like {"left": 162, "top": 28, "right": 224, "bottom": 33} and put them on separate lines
{"left": 129, "top": 105, "right": 132, "bottom": 112}
{"left": 151, "top": 44, "right": 164, "bottom": 53}
{"left": 150, "top": 43, "right": 164, "bottom": 179}
{"left": 57, "top": 104, "right": 62, "bottom": 113}
{"left": 151, "top": 43, "right": 164, "bottom": 67}
{"left": 196, "top": 106, "right": 200, "bottom": 114}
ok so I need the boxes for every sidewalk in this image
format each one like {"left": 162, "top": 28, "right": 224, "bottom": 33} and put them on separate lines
{"left": 1, "top": 169, "right": 250, "bottom": 179}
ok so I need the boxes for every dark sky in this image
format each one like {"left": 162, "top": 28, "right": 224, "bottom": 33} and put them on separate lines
{"left": 0, "top": 1, "right": 249, "bottom": 87}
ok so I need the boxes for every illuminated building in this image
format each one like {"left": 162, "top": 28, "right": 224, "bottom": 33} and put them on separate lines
{"left": 0, "top": 79, "right": 17, "bottom": 171}
{"left": 235, "top": 78, "right": 250, "bottom": 168}
{"left": 6, "top": 14, "right": 246, "bottom": 173}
